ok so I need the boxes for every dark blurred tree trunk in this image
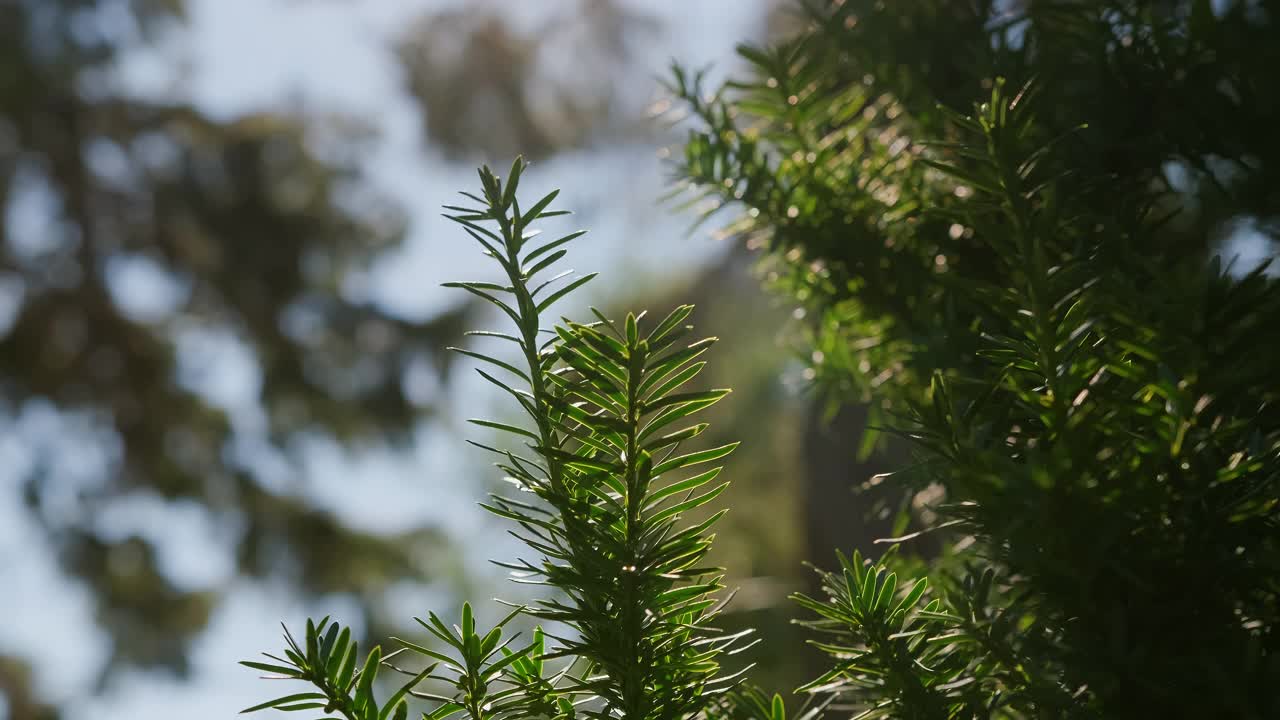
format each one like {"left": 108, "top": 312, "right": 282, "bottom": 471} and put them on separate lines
{"left": 802, "top": 403, "right": 888, "bottom": 566}
{"left": 803, "top": 399, "right": 947, "bottom": 563}
{"left": 802, "top": 402, "right": 941, "bottom": 570}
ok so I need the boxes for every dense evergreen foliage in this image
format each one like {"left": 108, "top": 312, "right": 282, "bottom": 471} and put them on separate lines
{"left": 669, "top": 0, "right": 1280, "bottom": 717}
{"left": 244, "top": 2, "right": 1279, "bottom": 719}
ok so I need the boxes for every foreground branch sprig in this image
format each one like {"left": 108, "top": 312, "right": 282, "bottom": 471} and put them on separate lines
{"left": 241, "top": 158, "right": 749, "bottom": 720}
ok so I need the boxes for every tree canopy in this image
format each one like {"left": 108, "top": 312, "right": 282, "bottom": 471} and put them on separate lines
{"left": 670, "top": 0, "right": 1279, "bottom": 716}
{"left": 1, "top": 0, "right": 466, "bottom": 709}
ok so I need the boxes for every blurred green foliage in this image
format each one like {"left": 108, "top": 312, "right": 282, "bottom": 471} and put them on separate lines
{"left": 397, "top": 0, "right": 660, "bottom": 161}
{"left": 0, "top": 1, "right": 469, "bottom": 713}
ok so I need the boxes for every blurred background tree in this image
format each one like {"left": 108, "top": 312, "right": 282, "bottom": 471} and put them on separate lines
{"left": 396, "top": 0, "right": 660, "bottom": 161}
{"left": 0, "top": 1, "right": 472, "bottom": 715}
